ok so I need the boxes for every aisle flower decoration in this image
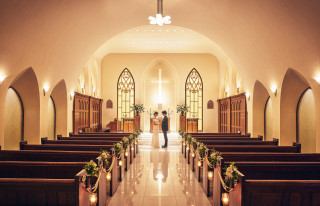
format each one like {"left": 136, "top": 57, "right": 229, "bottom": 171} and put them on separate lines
{"left": 191, "top": 137, "right": 198, "bottom": 151}
{"left": 112, "top": 142, "right": 124, "bottom": 154}
{"left": 84, "top": 160, "right": 100, "bottom": 177}
{"left": 197, "top": 142, "right": 207, "bottom": 156}
{"left": 97, "top": 150, "right": 112, "bottom": 168}
{"left": 179, "top": 129, "right": 185, "bottom": 136}
{"left": 223, "top": 162, "right": 239, "bottom": 188}
{"left": 208, "top": 148, "right": 223, "bottom": 167}
{"left": 122, "top": 136, "right": 129, "bottom": 149}
{"left": 128, "top": 134, "right": 135, "bottom": 144}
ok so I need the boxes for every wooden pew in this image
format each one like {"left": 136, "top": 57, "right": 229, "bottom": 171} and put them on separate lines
{"left": 0, "top": 163, "right": 92, "bottom": 205}
{"left": 19, "top": 142, "right": 122, "bottom": 195}
{"left": 236, "top": 179, "right": 320, "bottom": 206}
{"left": 182, "top": 136, "right": 263, "bottom": 156}
{"left": 224, "top": 162, "right": 320, "bottom": 206}
{"left": 189, "top": 133, "right": 250, "bottom": 137}
{"left": 195, "top": 143, "right": 301, "bottom": 196}
{"left": 68, "top": 133, "right": 131, "bottom": 137}
{"left": 0, "top": 150, "right": 99, "bottom": 162}
{"left": 207, "top": 152, "right": 320, "bottom": 198}
{"left": 41, "top": 138, "right": 133, "bottom": 172}
{"left": 0, "top": 178, "right": 82, "bottom": 205}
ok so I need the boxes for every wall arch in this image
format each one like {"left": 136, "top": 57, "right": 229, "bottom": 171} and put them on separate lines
{"left": 252, "top": 80, "right": 271, "bottom": 138}
{"left": 297, "top": 88, "right": 316, "bottom": 153}
{"left": 142, "top": 57, "right": 179, "bottom": 132}
{"left": 4, "top": 87, "right": 23, "bottom": 150}
{"left": 9, "top": 67, "right": 40, "bottom": 144}
{"left": 50, "top": 79, "right": 68, "bottom": 137}
{"left": 280, "top": 68, "right": 311, "bottom": 146}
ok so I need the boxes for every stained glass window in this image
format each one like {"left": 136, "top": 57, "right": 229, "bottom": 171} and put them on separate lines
{"left": 117, "top": 69, "right": 135, "bottom": 126}
{"left": 186, "top": 68, "right": 203, "bottom": 131}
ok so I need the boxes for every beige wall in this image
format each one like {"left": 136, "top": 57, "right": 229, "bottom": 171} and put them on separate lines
{"left": 101, "top": 53, "right": 220, "bottom": 132}
{"left": 297, "top": 89, "right": 316, "bottom": 153}
{"left": 47, "top": 97, "right": 55, "bottom": 140}
{"left": 4, "top": 88, "right": 23, "bottom": 150}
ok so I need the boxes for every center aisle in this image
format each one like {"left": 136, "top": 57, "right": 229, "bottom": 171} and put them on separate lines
{"left": 108, "top": 132, "right": 212, "bottom": 206}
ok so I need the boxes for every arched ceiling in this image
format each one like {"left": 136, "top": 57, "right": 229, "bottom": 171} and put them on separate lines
{"left": 93, "top": 25, "right": 228, "bottom": 59}
{"left": 0, "top": 0, "right": 320, "bottom": 90}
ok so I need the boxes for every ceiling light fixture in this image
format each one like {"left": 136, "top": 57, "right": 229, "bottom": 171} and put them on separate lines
{"left": 149, "top": 0, "right": 171, "bottom": 26}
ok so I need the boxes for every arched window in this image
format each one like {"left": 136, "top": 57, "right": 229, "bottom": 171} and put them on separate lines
{"left": 117, "top": 68, "right": 135, "bottom": 124}
{"left": 186, "top": 68, "right": 203, "bottom": 131}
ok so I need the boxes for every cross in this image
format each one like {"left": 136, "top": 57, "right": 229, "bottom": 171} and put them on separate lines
{"left": 151, "top": 68, "right": 169, "bottom": 104}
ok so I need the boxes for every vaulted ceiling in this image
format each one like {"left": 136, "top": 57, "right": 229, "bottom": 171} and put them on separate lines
{"left": 0, "top": 0, "right": 320, "bottom": 89}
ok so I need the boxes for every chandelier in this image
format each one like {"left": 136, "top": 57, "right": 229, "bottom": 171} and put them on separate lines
{"left": 149, "top": 0, "right": 171, "bottom": 26}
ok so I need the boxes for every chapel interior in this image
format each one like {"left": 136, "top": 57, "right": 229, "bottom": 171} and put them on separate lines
{"left": 0, "top": 0, "right": 320, "bottom": 206}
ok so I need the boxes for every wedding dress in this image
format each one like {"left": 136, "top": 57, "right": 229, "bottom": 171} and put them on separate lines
{"left": 151, "top": 118, "right": 160, "bottom": 148}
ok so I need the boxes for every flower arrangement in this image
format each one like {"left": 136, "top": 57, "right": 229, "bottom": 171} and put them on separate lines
{"left": 191, "top": 137, "right": 198, "bottom": 150}
{"left": 186, "top": 134, "right": 193, "bottom": 144}
{"left": 122, "top": 136, "right": 129, "bottom": 149}
{"left": 208, "top": 148, "right": 223, "bottom": 167}
{"left": 176, "top": 104, "right": 188, "bottom": 115}
{"left": 197, "top": 142, "right": 207, "bottom": 156}
{"left": 84, "top": 160, "right": 100, "bottom": 177}
{"left": 179, "top": 129, "right": 185, "bottom": 136}
{"left": 131, "top": 104, "right": 145, "bottom": 115}
{"left": 97, "top": 150, "right": 112, "bottom": 168}
{"left": 128, "top": 134, "right": 135, "bottom": 144}
{"left": 223, "top": 162, "right": 239, "bottom": 188}
{"left": 112, "top": 142, "right": 124, "bottom": 154}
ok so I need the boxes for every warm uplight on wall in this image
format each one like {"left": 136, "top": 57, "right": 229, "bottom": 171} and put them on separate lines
{"left": 245, "top": 92, "right": 250, "bottom": 101}
{"left": 270, "top": 85, "right": 277, "bottom": 97}
{"left": 43, "top": 84, "right": 50, "bottom": 96}
{"left": 70, "top": 91, "right": 75, "bottom": 100}
{"left": 0, "top": 73, "right": 6, "bottom": 84}
{"left": 314, "top": 75, "right": 320, "bottom": 85}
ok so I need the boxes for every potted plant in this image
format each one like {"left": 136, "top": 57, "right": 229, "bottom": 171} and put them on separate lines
{"left": 131, "top": 104, "right": 145, "bottom": 116}
{"left": 177, "top": 104, "right": 188, "bottom": 116}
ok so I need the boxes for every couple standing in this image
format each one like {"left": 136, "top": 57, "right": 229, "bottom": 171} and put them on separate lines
{"left": 151, "top": 111, "right": 168, "bottom": 148}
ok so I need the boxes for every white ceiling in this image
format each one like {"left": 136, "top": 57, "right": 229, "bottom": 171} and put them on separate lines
{"left": 94, "top": 25, "right": 228, "bottom": 59}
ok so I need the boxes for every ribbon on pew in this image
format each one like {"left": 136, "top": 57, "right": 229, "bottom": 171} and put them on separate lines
{"left": 217, "top": 168, "right": 244, "bottom": 192}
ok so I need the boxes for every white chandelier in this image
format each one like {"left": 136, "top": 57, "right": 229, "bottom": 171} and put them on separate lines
{"left": 149, "top": 0, "right": 171, "bottom": 26}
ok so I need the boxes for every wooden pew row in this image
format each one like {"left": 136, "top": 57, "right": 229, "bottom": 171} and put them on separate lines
{"left": 194, "top": 143, "right": 301, "bottom": 195}
{"left": 224, "top": 162, "right": 320, "bottom": 206}
{"left": 185, "top": 139, "right": 278, "bottom": 171}
{"left": 20, "top": 142, "right": 122, "bottom": 195}
{"left": 235, "top": 179, "right": 320, "bottom": 206}
{"left": 0, "top": 178, "right": 83, "bottom": 206}
{"left": 0, "top": 150, "right": 99, "bottom": 162}
{"left": 204, "top": 152, "right": 320, "bottom": 198}
{"left": 189, "top": 133, "right": 250, "bottom": 137}
{"left": 41, "top": 138, "right": 133, "bottom": 172}
{"left": 182, "top": 136, "right": 263, "bottom": 155}
{"left": 57, "top": 136, "right": 139, "bottom": 159}
{"left": 0, "top": 162, "right": 94, "bottom": 205}
{"left": 0, "top": 149, "right": 123, "bottom": 193}
{"left": 69, "top": 133, "right": 131, "bottom": 137}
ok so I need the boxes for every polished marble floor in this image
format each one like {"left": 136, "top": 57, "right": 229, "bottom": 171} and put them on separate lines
{"left": 108, "top": 133, "right": 212, "bottom": 206}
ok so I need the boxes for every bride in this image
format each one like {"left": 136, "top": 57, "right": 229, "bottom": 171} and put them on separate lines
{"left": 151, "top": 112, "right": 160, "bottom": 148}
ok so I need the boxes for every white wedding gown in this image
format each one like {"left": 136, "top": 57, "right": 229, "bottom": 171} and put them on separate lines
{"left": 151, "top": 118, "right": 160, "bottom": 148}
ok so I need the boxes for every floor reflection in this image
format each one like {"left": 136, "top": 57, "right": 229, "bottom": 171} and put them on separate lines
{"left": 108, "top": 137, "right": 211, "bottom": 206}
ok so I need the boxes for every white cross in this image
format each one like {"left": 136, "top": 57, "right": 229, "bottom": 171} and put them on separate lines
{"left": 151, "top": 68, "right": 169, "bottom": 104}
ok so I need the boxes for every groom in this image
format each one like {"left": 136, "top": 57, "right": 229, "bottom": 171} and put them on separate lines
{"left": 161, "top": 111, "right": 168, "bottom": 148}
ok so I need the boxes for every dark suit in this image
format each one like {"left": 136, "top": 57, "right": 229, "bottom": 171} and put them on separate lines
{"left": 162, "top": 116, "right": 168, "bottom": 147}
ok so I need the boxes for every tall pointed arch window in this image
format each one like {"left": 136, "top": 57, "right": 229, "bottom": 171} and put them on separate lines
{"left": 117, "top": 69, "right": 135, "bottom": 124}
{"left": 186, "top": 68, "right": 203, "bottom": 131}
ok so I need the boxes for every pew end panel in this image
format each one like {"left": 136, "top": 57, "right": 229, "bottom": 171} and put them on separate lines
{"left": 57, "top": 134, "right": 62, "bottom": 140}
{"left": 242, "top": 180, "right": 320, "bottom": 206}
{"left": 19, "top": 141, "right": 28, "bottom": 150}
{"left": 293, "top": 142, "right": 302, "bottom": 153}
{"left": 41, "top": 137, "right": 48, "bottom": 144}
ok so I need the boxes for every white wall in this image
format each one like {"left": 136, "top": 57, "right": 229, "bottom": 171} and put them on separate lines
{"left": 101, "top": 53, "right": 220, "bottom": 132}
